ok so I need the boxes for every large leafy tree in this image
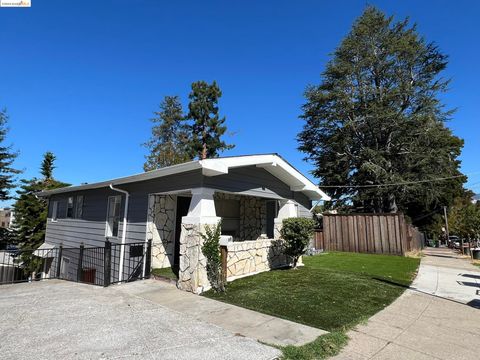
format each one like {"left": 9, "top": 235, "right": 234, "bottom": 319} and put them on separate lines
{"left": 0, "top": 109, "right": 20, "bottom": 201}
{"left": 186, "top": 81, "right": 234, "bottom": 159}
{"left": 448, "top": 196, "right": 480, "bottom": 243}
{"left": 143, "top": 96, "right": 191, "bottom": 171}
{"left": 298, "top": 7, "right": 465, "bottom": 224}
{"left": 13, "top": 152, "right": 69, "bottom": 250}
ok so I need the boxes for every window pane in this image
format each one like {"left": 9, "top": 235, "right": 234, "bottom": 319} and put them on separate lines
{"left": 75, "top": 195, "right": 84, "bottom": 219}
{"left": 66, "top": 197, "right": 74, "bottom": 218}
{"left": 106, "top": 195, "right": 121, "bottom": 238}
{"left": 52, "top": 201, "right": 58, "bottom": 220}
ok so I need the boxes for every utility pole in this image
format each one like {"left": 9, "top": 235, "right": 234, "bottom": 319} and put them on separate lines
{"left": 443, "top": 206, "right": 449, "bottom": 248}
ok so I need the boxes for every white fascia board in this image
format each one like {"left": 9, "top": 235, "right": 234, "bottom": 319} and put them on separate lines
{"left": 220, "top": 154, "right": 331, "bottom": 201}
{"left": 37, "top": 161, "right": 202, "bottom": 196}
{"left": 199, "top": 159, "right": 229, "bottom": 176}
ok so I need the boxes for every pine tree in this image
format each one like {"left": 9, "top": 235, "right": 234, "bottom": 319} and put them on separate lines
{"left": 143, "top": 96, "right": 191, "bottom": 171}
{"left": 0, "top": 109, "right": 20, "bottom": 201}
{"left": 297, "top": 7, "right": 465, "bottom": 225}
{"left": 40, "top": 151, "right": 56, "bottom": 180}
{"left": 186, "top": 81, "right": 234, "bottom": 159}
{"left": 13, "top": 152, "right": 69, "bottom": 251}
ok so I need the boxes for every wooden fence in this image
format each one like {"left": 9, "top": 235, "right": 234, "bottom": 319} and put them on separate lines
{"left": 313, "top": 213, "right": 423, "bottom": 256}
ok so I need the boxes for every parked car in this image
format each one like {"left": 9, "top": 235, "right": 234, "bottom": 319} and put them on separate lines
{"left": 448, "top": 236, "right": 460, "bottom": 248}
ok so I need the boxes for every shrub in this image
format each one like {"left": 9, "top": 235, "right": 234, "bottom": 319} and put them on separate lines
{"left": 200, "top": 222, "right": 225, "bottom": 292}
{"left": 281, "top": 217, "right": 315, "bottom": 269}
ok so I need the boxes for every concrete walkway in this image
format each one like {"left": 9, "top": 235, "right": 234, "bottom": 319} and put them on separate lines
{"left": 333, "top": 248, "right": 480, "bottom": 360}
{"left": 120, "top": 279, "right": 327, "bottom": 346}
{"left": 0, "top": 280, "right": 281, "bottom": 360}
{"left": 412, "top": 248, "right": 480, "bottom": 305}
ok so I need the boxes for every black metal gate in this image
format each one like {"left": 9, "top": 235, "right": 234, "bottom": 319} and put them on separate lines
{"left": 0, "top": 240, "right": 152, "bottom": 287}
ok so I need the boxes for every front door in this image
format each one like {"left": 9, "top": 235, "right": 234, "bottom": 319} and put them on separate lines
{"left": 174, "top": 196, "right": 191, "bottom": 273}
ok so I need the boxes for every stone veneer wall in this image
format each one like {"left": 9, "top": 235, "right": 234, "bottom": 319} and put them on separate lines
{"left": 226, "top": 239, "right": 289, "bottom": 280}
{"left": 177, "top": 222, "right": 210, "bottom": 293}
{"left": 214, "top": 192, "right": 267, "bottom": 241}
{"left": 146, "top": 194, "right": 176, "bottom": 269}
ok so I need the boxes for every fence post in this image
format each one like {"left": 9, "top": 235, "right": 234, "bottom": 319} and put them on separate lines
{"left": 220, "top": 245, "right": 228, "bottom": 284}
{"left": 104, "top": 240, "right": 111, "bottom": 287}
{"left": 77, "top": 244, "right": 84, "bottom": 282}
{"left": 145, "top": 239, "right": 152, "bottom": 278}
{"left": 56, "top": 245, "right": 63, "bottom": 279}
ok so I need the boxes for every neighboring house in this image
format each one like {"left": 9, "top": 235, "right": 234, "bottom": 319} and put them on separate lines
{"left": 0, "top": 208, "right": 14, "bottom": 229}
{"left": 472, "top": 194, "right": 479, "bottom": 204}
{"left": 38, "top": 154, "right": 330, "bottom": 293}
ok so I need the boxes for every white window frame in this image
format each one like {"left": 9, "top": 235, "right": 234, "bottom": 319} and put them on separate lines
{"left": 51, "top": 201, "right": 59, "bottom": 222}
{"left": 105, "top": 195, "right": 122, "bottom": 238}
{"left": 66, "top": 196, "right": 74, "bottom": 218}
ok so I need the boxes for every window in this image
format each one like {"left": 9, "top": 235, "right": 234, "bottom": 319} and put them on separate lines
{"left": 266, "top": 200, "right": 279, "bottom": 239}
{"left": 66, "top": 196, "right": 74, "bottom": 218}
{"left": 215, "top": 199, "right": 240, "bottom": 237}
{"left": 106, "top": 195, "right": 122, "bottom": 238}
{"left": 75, "top": 195, "right": 84, "bottom": 219}
{"left": 52, "top": 201, "right": 59, "bottom": 221}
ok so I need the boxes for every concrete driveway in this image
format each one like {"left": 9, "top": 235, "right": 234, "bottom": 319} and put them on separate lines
{"left": 0, "top": 280, "right": 280, "bottom": 360}
{"left": 333, "top": 248, "right": 480, "bottom": 360}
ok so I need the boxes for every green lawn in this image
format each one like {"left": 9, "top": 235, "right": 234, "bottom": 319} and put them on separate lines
{"left": 151, "top": 267, "right": 178, "bottom": 280}
{"left": 204, "top": 252, "right": 419, "bottom": 332}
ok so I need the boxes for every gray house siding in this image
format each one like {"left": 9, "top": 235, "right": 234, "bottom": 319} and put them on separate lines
{"left": 44, "top": 167, "right": 312, "bottom": 249}
{"left": 45, "top": 170, "right": 203, "bottom": 249}
{"left": 203, "top": 166, "right": 312, "bottom": 208}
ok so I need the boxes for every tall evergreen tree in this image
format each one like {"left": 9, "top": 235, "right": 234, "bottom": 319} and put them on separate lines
{"left": 13, "top": 152, "right": 69, "bottom": 251}
{"left": 143, "top": 96, "right": 191, "bottom": 171}
{"left": 186, "top": 81, "right": 234, "bottom": 159}
{"left": 297, "top": 7, "right": 465, "bottom": 224}
{"left": 40, "top": 151, "right": 56, "bottom": 180}
{"left": 0, "top": 109, "right": 20, "bottom": 201}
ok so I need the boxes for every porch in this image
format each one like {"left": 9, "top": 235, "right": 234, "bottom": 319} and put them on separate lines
{"left": 146, "top": 187, "right": 302, "bottom": 293}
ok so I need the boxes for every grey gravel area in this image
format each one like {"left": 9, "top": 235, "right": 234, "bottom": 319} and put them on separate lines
{"left": 0, "top": 280, "right": 280, "bottom": 360}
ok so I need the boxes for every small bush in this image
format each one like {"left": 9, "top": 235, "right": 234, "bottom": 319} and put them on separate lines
{"left": 200, "top": 222, "right": 225, "bottom": 292}
{"left": 281, "top": 217, "right": 315, "bottom": 269}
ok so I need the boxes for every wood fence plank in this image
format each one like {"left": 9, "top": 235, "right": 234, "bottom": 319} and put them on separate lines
{"left": 314, "top": 213, "right": 420, "bottom": 256}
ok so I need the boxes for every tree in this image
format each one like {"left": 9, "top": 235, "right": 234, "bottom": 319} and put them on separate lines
{"left": 297, "top": 7, "right": 465, "bottom": 225}
{"left": 0, "top": 109, "right": 20, "bottom": 201}
{"left": 143, "top": 96, "right": 191, "bottom": 171}
{"left": 280, "top": 217, "right": 315, "bottom": 269}
{"left": 40, "top": 151, "right": 56, "bottom": 180}
{"left": 186, "top": 81, "right": 234, "bottom": 159}
{"left": 449, "top": 197, "right": 480, "bottom": 244}
{"left": 13, "top": 152, "right": 69, "bottom": 252}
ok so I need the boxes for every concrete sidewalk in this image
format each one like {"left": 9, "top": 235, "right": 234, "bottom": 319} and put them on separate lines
{"left": 332, "top": 248, "right": 480, "bottom": 360}
{"left": 412, "top": 248, "right": 480, "bottom": 305}
{"left": 119, "top": 279, "right": 327, "bottom": 346}
{"left": 0, "top": 281, "right": 281, "bottom": 360}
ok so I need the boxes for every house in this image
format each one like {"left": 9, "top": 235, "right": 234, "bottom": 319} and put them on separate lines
{"left": 0, "top": 208, "right": 14, "bottom": 229}
{"left": 38, "top": 154, "right": 330, "bottom": 293}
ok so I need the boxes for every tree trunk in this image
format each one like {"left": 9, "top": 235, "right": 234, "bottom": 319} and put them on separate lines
{"left": 388, "top": 193, "right": 398, "bottom": 213}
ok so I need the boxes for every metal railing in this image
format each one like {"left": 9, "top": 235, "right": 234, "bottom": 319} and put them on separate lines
{"left": 0, "top": 240, "right": 152, "bottom": 287}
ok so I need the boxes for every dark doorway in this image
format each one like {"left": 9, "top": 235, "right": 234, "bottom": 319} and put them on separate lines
{"left": 174, "top": 196, "right": 191, "bottom": 274}
{"left": 266, "top": 200, "right": 278, "bottom": 239}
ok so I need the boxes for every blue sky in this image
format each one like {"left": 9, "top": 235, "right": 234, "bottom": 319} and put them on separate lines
{"left": 0, "top": 0, "right": 479, "bottom": 206}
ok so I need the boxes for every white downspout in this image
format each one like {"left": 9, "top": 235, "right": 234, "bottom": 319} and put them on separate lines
{"left": 109, "top": 184, "right": 129, "bottom": 283}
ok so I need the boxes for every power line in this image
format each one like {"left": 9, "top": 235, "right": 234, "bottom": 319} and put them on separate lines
{"left": 320, "top": 174, "right": 469, "bottom": 189}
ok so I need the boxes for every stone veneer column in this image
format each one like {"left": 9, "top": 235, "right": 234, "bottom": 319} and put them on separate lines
{"left": 273, "top": 200, "right": 298, "bottom": 239}
{"left": 177, "top": 188, "right": 221, "bottom": 293}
